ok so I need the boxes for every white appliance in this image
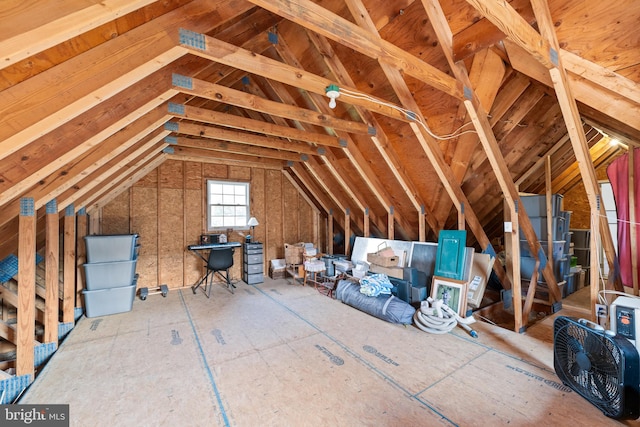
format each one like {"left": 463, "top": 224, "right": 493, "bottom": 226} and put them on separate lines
{"left": 610, "top": 296, "right": 640, "bottom": 352}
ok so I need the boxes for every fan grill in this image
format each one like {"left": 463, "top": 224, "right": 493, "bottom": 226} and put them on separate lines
{"left": 554, "top": 316, "right": 640, "bottom": 420}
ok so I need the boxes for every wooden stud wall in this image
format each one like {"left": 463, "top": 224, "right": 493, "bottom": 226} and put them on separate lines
{"left": 100, "top": 160, "right": 322, "bottom": 289}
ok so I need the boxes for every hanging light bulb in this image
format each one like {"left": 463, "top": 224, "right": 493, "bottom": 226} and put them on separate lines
{"left": 325, "top": 84, "right": 340, "bottom": 109}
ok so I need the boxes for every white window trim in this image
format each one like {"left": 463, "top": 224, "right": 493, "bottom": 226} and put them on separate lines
{"left": 206, "top": 179, "right": 250, "bottom": 232}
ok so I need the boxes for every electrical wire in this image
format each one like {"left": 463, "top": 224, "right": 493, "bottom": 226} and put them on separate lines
{"left": 339, "top": 87, "right": 477, "bottom": 141}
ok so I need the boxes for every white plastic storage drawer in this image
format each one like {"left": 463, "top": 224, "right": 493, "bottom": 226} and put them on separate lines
{"left": 245, "top": 254, "right": 262, "bottom": 264}
{"left": 244, "top": 263, "right": 263, "bottom": 274}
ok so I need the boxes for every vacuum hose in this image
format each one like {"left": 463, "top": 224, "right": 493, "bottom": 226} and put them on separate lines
{"left": 413, "top": 297, "right": 478, "bottom": 337}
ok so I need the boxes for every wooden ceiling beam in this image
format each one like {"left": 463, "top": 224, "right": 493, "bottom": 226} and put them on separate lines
{"left": 0, "top": 0, "right": 157, "bottom": 70}
{"left": 172, "top": 103, "right": 344, "bottom": 148}
{"left": 0, "top": 86, "right": 176, "bottom": 207}
{"left": 167, "top": 121, "right": 325, "bottom": 156}
{"left": 0, "top": 0, "right": 249, "bottom": 162}
{"left": 174, "top": 136, "right": 308, "bottom": 162}
{"left": 170, "top": 146, "right": 287, "bottom": 169}
{"left": 268, "top": 30, "right": 396, "bottom": 236}
{"left": 452, "top": 0, "right": 535, "bottom": 61}
{"left": 178, "top": 31, "right": 412, "bottom": 123}
{"left": 0, "top": 113, "right": 170, "bottom": 230}
{"left": 173, "top": 75, "right": 371, "bottom": 135}
{"left": 245, "top": 0, "right": 464, "bottom": 100}
{"left": 341, "top": 0, "right": 499, "bottom": 263}
{"left": 302, "top": 27, "right": 439, "bottom": 237}
{"left": 62, "top": 140, "right": 168, "bottom": 213}
{"left": 85, "top": 154, "right": 168, "bottom": 214}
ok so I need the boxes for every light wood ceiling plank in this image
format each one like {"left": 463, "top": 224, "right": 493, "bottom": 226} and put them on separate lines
{"left": 0, "top": 0, "right": 157, "bottom": 70}
{"left": 62, "top": 140, "right": 168, "bottom": 212}
{"left": 0, "top": 0, "right": 248, "bottom": 162}
{"left": 244, "top": 0, "right": 464, "bottom": 100}
{"left": 0, "top": 108, "right": 171, "bottom": 229}
{"left": 178, "top": 31, "right": 412, "bottom": 124}
{"left": 85, "top": 154, "right": 167, "bottom": 213}
{"left": 268, "top": 31, "right": 396, "bottom": 236}
{"left": 303, "top": 27, "right": 438, "bottom": 235}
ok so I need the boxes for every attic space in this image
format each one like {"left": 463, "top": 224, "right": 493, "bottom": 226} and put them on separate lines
{"left": 0, "top": 0, "right": 639, "bottom": 425}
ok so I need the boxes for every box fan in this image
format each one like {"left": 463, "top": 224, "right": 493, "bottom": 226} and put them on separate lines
{"left": 553, "top": 316, "right": 640, "bottom": 420}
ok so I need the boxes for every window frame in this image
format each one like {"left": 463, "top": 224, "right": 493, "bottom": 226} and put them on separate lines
{"left": 205, "top": 179, "right": 251, "bottom": 232}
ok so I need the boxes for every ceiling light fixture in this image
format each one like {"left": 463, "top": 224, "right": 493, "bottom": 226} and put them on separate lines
{"left": 325, "top": 84, "right": 340, "bottom": 109}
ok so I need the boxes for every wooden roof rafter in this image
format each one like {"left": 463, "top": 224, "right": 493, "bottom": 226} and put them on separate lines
{"left": 301, "top": 27, "right": 439, "bottom": 239}
{"left": 265, "top": 30, "right": 412, "bottom": 238}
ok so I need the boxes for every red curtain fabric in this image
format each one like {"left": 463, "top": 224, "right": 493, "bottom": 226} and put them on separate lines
{"left": 607, "top": 147, "right": 640, "bottom": 288}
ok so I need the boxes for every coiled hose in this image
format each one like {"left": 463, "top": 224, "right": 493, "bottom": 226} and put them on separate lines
{"left": 413, "top": 297, "right": 477, "bottom": 337}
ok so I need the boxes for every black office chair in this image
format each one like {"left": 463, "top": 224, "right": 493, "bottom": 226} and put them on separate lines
{"left": 203, "top": 247, "right": 236, "bottom": 297}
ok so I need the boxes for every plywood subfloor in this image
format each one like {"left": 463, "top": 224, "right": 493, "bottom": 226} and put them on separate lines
{"left": 22, "top": 279, "right": 630, "bottom": 426}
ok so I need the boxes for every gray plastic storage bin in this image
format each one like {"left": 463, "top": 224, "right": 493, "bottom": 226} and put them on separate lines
{"left": 519, "top": 194, "right": 563, "bottom": 217}
{"left": 85, "top": 234, "right": 138, "bottom": 263}
{"left": 83, "top": 260, "right": 137, "bottom": 290}
{"left": 83, "top": 282, "right": 136, "bottom": 318}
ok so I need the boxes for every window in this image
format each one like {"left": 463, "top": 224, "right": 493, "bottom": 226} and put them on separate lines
{"left": 207, "top": 180, "right": 250, "bottom": 231}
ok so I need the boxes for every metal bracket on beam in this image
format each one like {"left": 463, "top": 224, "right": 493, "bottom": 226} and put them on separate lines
{"left": 537, "top": 247, "right": 547, "bottom": 269}
{"left": 463, "top": 86, "right": 473, "bottom": 100}
{"left": 178, "top": 28, "right": 206, "bottom": 50}
{"left": 165, "top": 136, "right": 178, "bottom": 145}
{"left": 168, "top": 102, "right": 185, "bottom": 115}
{"left": 20, "top": 197, "right": 35, "bottom": 216}
{"left": 300, "top": 154, "right": 308, "bottom": 161}
{"left": 164, "top": 122, "right": 179, "bottom": 132}
{"left": 172, "top": 73, "right": 193, "bottom": 90}
{"left": 163, "top": 147, "right": 175, "bottom": 154}
{"left": 549, "top": 47, "right": 559, "bottom": 67}
{"left": 368, "top": 126, "right": 376, "bottom": 136}
{"left": 339, "top": 138, "right": 347, "bottom": 147}
{"left": 46, "top": 199, "right": 57, "bottom": 214}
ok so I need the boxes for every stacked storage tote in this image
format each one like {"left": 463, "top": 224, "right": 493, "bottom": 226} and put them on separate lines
{"left": 82, "top": 234, "right": 139, "bottom": 317}
{"left": 519, "top": 194, "right": 574, "bottom": 300}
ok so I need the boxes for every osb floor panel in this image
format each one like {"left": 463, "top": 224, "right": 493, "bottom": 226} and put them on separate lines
{"left": 21, "top": 279, "right": 629, "bottom": 426}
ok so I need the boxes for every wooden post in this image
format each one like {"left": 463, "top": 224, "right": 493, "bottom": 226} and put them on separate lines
{"left": 629, "top": 149, "right": 638, "bottom": 295}
{"left": 17, "top": 197, "right": 36, "bottom": 378}
{"left": 44, "top": 199, "right": 60, "bottom": 346}
{"left": 387, "top": 206, "right": 394, "bottom": 240}
{"left": 63, "top": 204, "right": 76, "bottom": 323}
{"left": 328, "top": 210, "right": 334, "bottom": 255}
{"left": 545, "top": 156, "right": 554, "bottom": 268}
{"left": 344, "top": 208, "right": 351, "bottom": 256}
{"left": 504, "top": 199, "right": 523, "bottom": 332}
{"left": 363, "top": 208, "right": 370, "bottom": 237}
{"left": 419, "top": 206, "right": 426, "bottom": 242}
{"left": 76, "top": 207, "right": 88, "bottom": 309}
